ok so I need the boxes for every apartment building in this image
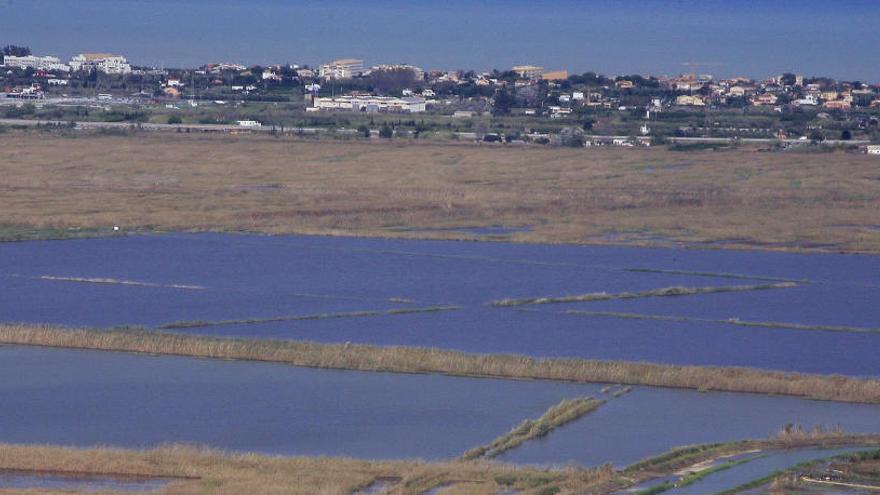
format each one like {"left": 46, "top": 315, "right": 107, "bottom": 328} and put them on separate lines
{"left": 69, "top": 53, "right": 132, "bottom": 74}
{"left": 1, "top": 55, "right": 70, "bottom": 72}
{"left": 319, "top": 58, "right": 364, "bottom": 80}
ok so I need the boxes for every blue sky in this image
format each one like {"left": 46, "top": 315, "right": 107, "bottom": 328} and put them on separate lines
{"left": 2, "top": 0, "right": 879, "bottom": 80}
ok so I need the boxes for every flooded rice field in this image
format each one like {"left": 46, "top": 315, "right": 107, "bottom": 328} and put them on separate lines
{"left": 3, "top": 345, "right": 880, "bottom": 465}
{"left": 1, "top": 233, "right": 878, "bottom": 376}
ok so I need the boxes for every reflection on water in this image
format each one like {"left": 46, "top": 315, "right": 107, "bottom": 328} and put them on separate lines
{"left": 3, "top": 346, "right": 880, "bottom": 465}
{"left": 0, "top": 470, "right": 169, "bottom": 492}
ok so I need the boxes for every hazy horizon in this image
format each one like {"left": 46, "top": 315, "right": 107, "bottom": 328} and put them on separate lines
{"left": 2, "top": 0, "right": 879, "bottom": 81}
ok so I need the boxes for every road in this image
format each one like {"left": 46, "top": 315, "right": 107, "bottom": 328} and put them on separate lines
{"left": 0, "top": 118, "right": 871, "bottom": 146}
{"left": 0, "top": 118, "right": 324, "bottom": 134}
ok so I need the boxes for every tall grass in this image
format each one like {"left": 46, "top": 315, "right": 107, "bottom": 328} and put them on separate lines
{"left": 159, "top": 306, "right": 461, "bottom": 329}
{"left": 489, "top": 283, "right": 797, "bottom": 307}
{"left": 3, "top": 324, "right": 880, "bottom": 404}
{"left": 4, "top": 132, "right": 880, "bottom": 253}
{"left": 565, "top": 310, "right": 880, "bottom": 335}
{"left": 0, "top": 442, "right": 613, "bottom": 495}
{"left": 460, "top": 397, "right": 604, "bottom": 461}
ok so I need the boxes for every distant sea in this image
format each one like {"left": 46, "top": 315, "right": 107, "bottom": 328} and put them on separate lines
{"left": 1, "top": 0, "right": 879, "bottom": 80}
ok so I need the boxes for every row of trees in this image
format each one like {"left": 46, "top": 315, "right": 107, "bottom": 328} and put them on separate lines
{"left": 1, "top": 44, "right": 31, "bottom": 64}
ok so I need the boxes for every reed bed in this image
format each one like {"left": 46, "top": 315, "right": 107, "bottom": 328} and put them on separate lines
{"left": 39, "top": 275, "right": 205, "bottom": 290}
{"left": 489, "top": 282, "right": 798, "bottom": 307}
{"left": 159, "top": 306, "right": 461, "bottom": 329}
{"left": 459, "top": 397, "right": 604, "bottom": 461}
{"left": 565, "top": 310, "right": 880, "bottom": 334}
{"left": 3, "top": 324, "right": 880, "bottom": 404}
{"left": 0, "top": 443, "right": 614, "bottom": 495}
{"left": 4, "top": 133, "right": 880, "bottom": 253}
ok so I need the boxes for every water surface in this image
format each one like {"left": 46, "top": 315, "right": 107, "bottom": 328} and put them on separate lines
{"left": 1, "top": 233, "right": 878, "bottom": 376}
{"left": 4, "top": 345, "right": 880, "bottom": 466}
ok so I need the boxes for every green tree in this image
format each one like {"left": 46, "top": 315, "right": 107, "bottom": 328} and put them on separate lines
{"left": 379, "top": 124, "right": 393, "bottom": 139}
{"left": 492, "top": 89, "right": 517, "bottom": 116}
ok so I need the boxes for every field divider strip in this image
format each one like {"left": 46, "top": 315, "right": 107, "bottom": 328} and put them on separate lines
{"left": 564, "top": 310, "right": 880, "bottom": 334}
{"left": 2, "top": 324, "right": 880, "bottom": 404}
{"left": 36, "top": 275, "right": 206, "bottom": 290}
{"left": 622, "top": 268, "right": 810, "bottom": 284}
{"left": 159, "top": 305, "right": 462, "bottom": 329}
{"left": 459, "top": 397, "right": 604, "bottom": 461}
{"left": 488, "top": 282, "right": 798, "bottom": 307}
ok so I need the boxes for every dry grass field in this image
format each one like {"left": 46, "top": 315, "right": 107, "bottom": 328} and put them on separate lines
{"left": 1, "top": 131, "right": 879, "bottom": 251}
{"left": 0, "top": 443, "right": 613, "bottom": 495}
{"left": 0, "top": 433, "right": 876, "bottom": 495}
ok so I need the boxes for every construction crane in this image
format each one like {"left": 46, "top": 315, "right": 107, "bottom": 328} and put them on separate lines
{"left": 681, "top": 61, "right": 723, "bottom": 81}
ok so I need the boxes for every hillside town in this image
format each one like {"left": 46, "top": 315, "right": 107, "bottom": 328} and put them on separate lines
{"left": 3, "top": 44, "right": 880, "bottom": 148}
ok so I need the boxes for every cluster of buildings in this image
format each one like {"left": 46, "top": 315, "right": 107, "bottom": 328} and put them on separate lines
{"left": 316, "top": 58, "right": 425, "bottom": 81}
{"left": 3, "top": 53, "right": 131, "bottom": 74}
{"left": 308, "top": 94, "right": 427, "bottom": 113}
{"left": 656, "top": 73, "right": 872, "bottom": 111}
{"left": 511, "top": 65, "right": 568, "bottom": 81}
{"left": 5, "top": 48, "right": 880, "bottom": 119}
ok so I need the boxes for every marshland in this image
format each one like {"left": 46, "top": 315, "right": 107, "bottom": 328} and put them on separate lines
{"left": 2, "top": 131, "right": 880, "bottom": 253}
{"left": 0, "top": 170, "right": 878, "bottom": 493}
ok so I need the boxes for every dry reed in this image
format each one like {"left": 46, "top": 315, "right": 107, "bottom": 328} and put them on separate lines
{"left": 0, "top": 443, "right": 612, "bottom": 495}
{"left": 489, "top": 282, "right": 797, "bottom": 307}
{"left": 3, "top": 132, "right": 880, "bottom": 253}
{"left": 2, "top": 324, "right": 880, "bottom": 404}
{"left": 460, "top": 397, "right": 604, "bottom": 460}
{"left": 565, "top": 310, "right": 880, "bottom": 334}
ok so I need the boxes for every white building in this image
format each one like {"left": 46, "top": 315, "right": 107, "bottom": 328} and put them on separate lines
{"left": 793, "top": 94, "right": 819, "bottom": 107}
{"left": 319, "top": 58, "right": 364, "bottom": 80}
{"left": 237, "top": 120, "right": 262, "bottom": 128}
{"left": 2, "top": 55, "right": 69, "bottom": 72}
{"left": 311, "top": 95, "right": 426, "bottom": 113}
{"left": 69, "top": 53, "right": 132, "bottom": 74}
{"left": 366, "top": 64, "right": 425, "bottom": 80}
{"left": 512, "top": 65, "right": 544, "bottom": 79}
{"left": 867, "top": 145, "right": 880, "bottom": 155}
